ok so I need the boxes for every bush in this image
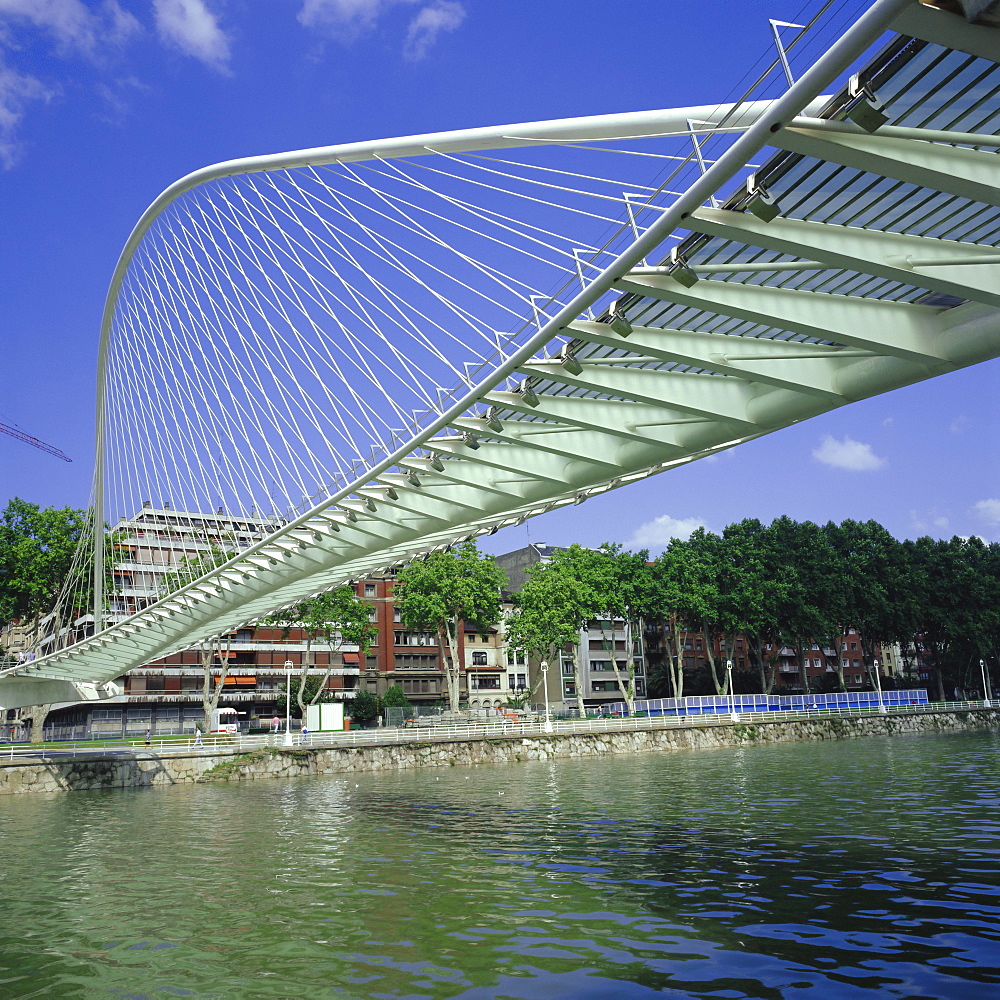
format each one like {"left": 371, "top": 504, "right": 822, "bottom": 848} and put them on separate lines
{"left": 350, "top": 690, "right": 380, "bottom": 727}
{"left": 382, "top": 684, "right": 412, "bottom": 715}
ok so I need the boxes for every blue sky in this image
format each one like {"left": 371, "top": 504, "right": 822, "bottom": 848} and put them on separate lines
{"left": 0, "top": 0, "right": 997, "bottom": 554}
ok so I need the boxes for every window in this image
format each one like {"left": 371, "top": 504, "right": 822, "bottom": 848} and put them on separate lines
{"left": 364, "top": 583, "right": 376, "bottom": 597}
{"left": 472, "top": 651, "right": 487, "bottom": 666}
{"left": 563, "top": 682, "right": 576, "bottom": 696}
{"left": 394, "top": 630, "right": 436, "bottom": 646}
{"left": 851, "top": 642, "right": 858, "bottom": 651}
{"left": 855, "top": 674, "right": 863, "bottom": 684}
{"left": 393, "top": 609, "right": 401, "bottom": 622}
{"left": 368, "top": 609, "right": 377, "bottom": 623}
{"left": 852, "top": 659, "right": 860, "bottom": 668}
{"left": 470, "top": 675, "right": 500, "bottom": 690}
{"left": 591, "top": 660, "right": 611, "bottom": 672}
{"left": 561, "top": 661, "right": 574, "bottom": 676}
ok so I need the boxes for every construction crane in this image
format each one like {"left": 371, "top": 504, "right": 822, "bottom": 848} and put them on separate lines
{"left": 0, "top": 421, "right": 72, "bottom": 462}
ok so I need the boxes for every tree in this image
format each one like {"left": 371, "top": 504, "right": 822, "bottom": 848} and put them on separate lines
{"left": 668, "top": 529, "right": 730, "bottom": 694}
{"left": 0, "top": 499, "right": 92, "bottom": 744}
{"left": 382, "top": 684, "right": 413, "bottom": 722}
{"left": 0, "top": 499, "right": 89, "bottom": 623}
{"left": 765, "top": 517, "right": 843, "bottom": 695}
{"left": 394, "top": 542, "right": 505, "bottom": 712}
{"left": 826, "top": 519, "right": 914, "bottom": 691}
{"left": 199, "top": 632, "right": 235, "bottom": 736}
{"left": 722, "top": 519, "right": 787, "bottom": 695}
{"left": 382, "top": 684, "right": 411, "bottom": 711}
{"left": 647, "top": 542, "right": 693, "bottom": 699}
{"left": 349, "top": 689, "right": 380, "bottom": 727}
{"left": 596, "top": 544, "right": 653, "bottom": 715}
{"left": 262, "top": 587, "right": 377, "bottom": 721}
{"left": 505, "top": 545, "right": 611, "bottom": 717}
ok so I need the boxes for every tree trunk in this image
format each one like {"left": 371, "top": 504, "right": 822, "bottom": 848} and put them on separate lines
{"left": 26, "top": 704, "right": 52, "bottom": 744}
{"left": 611, "top": 618, "right": 636, "bottom": 715}
{"left": 820, "top": 632, "right": 847, "bottom": 691}
{"left": 567, "top": 644, "right": 585, "bottom": 718}
{"left": 669, "top": 623, "right": 685, "bottom": 699}
{"left": 750, "top": 639, "right": 775, "bottom": 695}
{"left": 702, "top": 625, "right": 725, "bottom": 694}
{"left": 296, "top": 637, "right": 313, "bottom": 720}
{"left": 443, "top": 622, "right": 461, "bottom": 712}
{"left": 201, "top": 635, "right": 232, "bottom": 735}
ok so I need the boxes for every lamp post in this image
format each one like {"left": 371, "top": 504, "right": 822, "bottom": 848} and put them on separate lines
{"left": 980, "top": 658, "right": 991, "bottom": 707}
{"left": 873, "top": 657, "right": 886, "bottom": 714}
{"left": 541, "top": 659, "right": 553, "bottom": 733}
{"left": 284, "top": 659, "right": 294, "bottom": 746}
{"left": 726, "top": 659, "right": 738, "bottom": 722}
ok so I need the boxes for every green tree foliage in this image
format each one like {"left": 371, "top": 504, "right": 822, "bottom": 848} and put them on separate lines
{"left": 262, "top": 586, "right": 377, "bottom": 720}
{"left": 349, "top": 689, "right": 380, "bottom": 727}
{"left": 155, "top": 545, "right": 233, "bottom": 598}
{"left": 0, "top": 499, "right": 93, "bottom": 744}
{"left": 506, "top": 544, "right": 609, "bottom": 717}
{"left": 382, "top": 684, "right": 412, "bottom": 713}
{"left": 0, "top": 499, "right": 89, "bottom": 624}
{"left": 591, "top": 544, "right": 652, "bottom": 714}
{"left": 640, "top": 518, "right": 1000, "bottom": 701}
{"left": 394, "top": 541, "right": 505, "bottom": 712}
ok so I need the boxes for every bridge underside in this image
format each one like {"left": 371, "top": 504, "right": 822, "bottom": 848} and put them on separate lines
{"left": 3, "top": 0, "right": 1000, "bottom": 706}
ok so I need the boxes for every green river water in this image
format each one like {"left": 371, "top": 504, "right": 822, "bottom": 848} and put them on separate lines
{"left": 1, "top": 728, "right": 998, "bottom": 999}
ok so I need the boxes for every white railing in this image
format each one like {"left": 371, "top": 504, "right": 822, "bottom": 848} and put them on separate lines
{"left": 2, "top": 700, "right": 994, "bottom": 762}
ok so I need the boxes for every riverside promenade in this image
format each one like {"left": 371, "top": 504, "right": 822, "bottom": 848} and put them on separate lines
{"left": 1, "top": 701, "right": 997, "bottom": 794}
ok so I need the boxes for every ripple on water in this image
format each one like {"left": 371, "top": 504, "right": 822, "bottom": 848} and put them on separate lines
{"left": 0, "top": 730, "right": 999, "bottom": 997}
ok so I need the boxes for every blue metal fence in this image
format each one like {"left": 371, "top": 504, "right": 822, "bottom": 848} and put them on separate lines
{"left": 603, "top": 688, "right": 930, "bottom": 718}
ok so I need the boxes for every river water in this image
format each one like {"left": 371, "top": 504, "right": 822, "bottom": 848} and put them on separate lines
{"left": 1, "top": 728, "right": 999, "bottom": 999}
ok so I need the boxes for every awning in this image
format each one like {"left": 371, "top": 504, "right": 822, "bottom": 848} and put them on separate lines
{"left": 342, "top": 652, "right": 360, "bottom": 664}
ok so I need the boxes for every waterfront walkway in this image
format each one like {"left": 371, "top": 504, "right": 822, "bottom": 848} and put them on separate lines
{"left": 4, "top": 698, "right": 993, "bottom": 763}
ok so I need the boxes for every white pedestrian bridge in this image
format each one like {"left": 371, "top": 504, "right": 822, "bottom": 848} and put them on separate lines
{"left": 3, "top": 0, "right": 999, "bottom": 709}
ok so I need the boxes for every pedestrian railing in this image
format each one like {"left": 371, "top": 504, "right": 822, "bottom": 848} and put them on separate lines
{"left": 1, "top": 699, "right": 994, "bottom": 762}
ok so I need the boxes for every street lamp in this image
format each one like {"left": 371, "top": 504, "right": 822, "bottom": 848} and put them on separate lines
{"left": 873, "top": 658, "right": 886, "bottom": 714}
{"left": 541, "top": 659, "right": 553, "bottom": 733}
{"left": 980, "top": 658, "right": 991, "bottom": 707}
{"left": 726, "top": 659, "right": 738, "bottom": 722}
{"left": 284, "top": 659, "right": 294, "bottom": 746}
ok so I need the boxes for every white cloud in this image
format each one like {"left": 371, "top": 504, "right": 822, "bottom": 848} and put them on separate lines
{"left": 812, "top": 434, "right": 885, "bottom": 472}
{"left": 626, "top": 513, "right": 707, "bottom": 552}
{"left": 298, "top": 0, "right": 465, "bottom": 55}
{"left": 0, "top": 0, "right": 139, "bottom": 58}
{"left": 404, "top": 0, "right": 464, "bottom": 59}
{"left": 909, "top": 508, "right": 951, "bottom": 535}
{"left": 153, "top": 0, "right": 230, "bottom": 71}
{"left": 298, "top": 0, "right": 388, "bottom": 38}
{"left": 972, "top": 498, "right": 1000, "bottom": 526}
{"left": 0, "top": 59, "right": 54, "bottom": 166}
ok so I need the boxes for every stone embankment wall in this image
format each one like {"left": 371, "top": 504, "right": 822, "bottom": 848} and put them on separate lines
{"left": 1, "top": 709, "right": 997, "bottom": 795}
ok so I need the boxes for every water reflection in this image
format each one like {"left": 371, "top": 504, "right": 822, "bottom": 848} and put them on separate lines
{"left": 0, "top": 730, "right": 998, "bottom": 997}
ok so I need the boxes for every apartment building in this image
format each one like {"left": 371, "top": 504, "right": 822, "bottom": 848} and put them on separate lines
{"left": 42, "top": 503, "right": 362, "bottom": 736}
